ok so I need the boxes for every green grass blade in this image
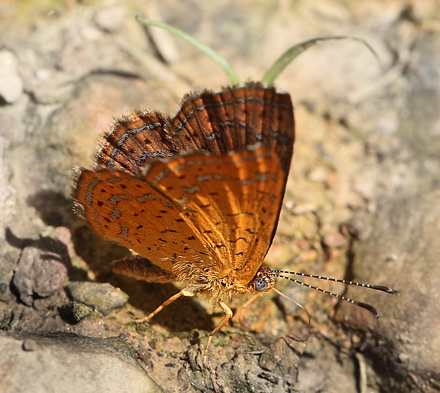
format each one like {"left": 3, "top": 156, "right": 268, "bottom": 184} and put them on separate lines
{"left": 261, "top": 35, "right": 379, "bottom": 86}
{"left": 138, "top": 18, "right": 241, "bottom": 85}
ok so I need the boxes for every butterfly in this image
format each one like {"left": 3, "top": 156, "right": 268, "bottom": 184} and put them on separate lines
{"left": 73, "top": 82, "right": 397, "bottom": 356}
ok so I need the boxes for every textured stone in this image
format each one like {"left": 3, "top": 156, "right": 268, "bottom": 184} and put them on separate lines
{"left": 66, "top": 282, "right": 128, "bottom": 316}
{"left": 12, "top": 237, "right": 71, "bottom": 306}
{"left": 0, "top": 332, "right": 161, "bottom": 393}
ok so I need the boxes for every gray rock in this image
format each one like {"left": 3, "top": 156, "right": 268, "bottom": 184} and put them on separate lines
{"left": 0, "top": 332, "right": 161, "bottom": 393}
{"left": 59, "top": 301, "right": 93, "bottom": 323}
{"left": 66, "top": 282, "right": 128, "bottom": 316}
{"left": 12, "top": 237, "right": 71, "bottom": 306}
{"left": 339, "top": 190, "right": 440, "bottom": 392}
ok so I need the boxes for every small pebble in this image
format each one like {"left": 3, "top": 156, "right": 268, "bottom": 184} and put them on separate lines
{"left": 22, "top": 339, "right": 41, "bottom": 352}
{"left": 60, "top": 301, "right": 93, "bottom": 323}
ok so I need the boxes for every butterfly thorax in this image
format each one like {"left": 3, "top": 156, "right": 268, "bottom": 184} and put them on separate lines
{"left": 173, "top": 262, "right": 275, "bottom": 302}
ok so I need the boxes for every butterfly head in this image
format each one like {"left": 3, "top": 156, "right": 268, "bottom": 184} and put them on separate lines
{"left": 248, "top": 265, "right": 276, "bottom": 293}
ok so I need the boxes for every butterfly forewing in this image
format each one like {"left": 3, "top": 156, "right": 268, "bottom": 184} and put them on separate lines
{"left": 144, "top": 146, "right": 285, "bottom": 286}
{"left": 74, "top": 169, "right": 212, "bottom": 275}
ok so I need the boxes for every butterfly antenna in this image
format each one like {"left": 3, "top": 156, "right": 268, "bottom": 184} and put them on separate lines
{"left": 269, "top": 270, "right": 399, "bottom": 318}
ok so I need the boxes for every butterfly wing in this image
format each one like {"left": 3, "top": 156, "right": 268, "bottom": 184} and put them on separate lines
{"left": 170, "top": 82, "right": 294, "bottom": 175}
{"left": 143, "top": 146, "right": 286, "bottom": 287}
{"left": 73, "top": 168, "right": 212, "bottom": 276}
{"left": 93, "top": 82, "right": 294, "bottom": 176}
{"left": 93, "top": 111, "right": 178, "bottom": 174}
{"left": 170, "top": 83, "right": 295, "bottom": 254}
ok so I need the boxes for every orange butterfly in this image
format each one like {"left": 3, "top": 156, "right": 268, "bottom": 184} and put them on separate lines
{"left": 73, "top": 82, "right": 397, "bottom": 357}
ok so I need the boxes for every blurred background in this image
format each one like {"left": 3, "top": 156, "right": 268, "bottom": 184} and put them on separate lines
{"left": 0, "top": 1, "right": 439, "bottom": 392}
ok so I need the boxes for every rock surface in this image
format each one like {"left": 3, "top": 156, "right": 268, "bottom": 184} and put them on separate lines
{"left": 0, "top": 1, "right": 439, "bottom": 392}
{"left": 0, "top": 332, "right": 161, "bottom": 393}
{"left": 66, "top": 282, "right": 129, "bottom": 316}
{"left": 12, "top": 236, "right": 71, "bottom": 306}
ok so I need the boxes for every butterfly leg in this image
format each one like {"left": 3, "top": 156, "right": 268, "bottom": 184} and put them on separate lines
{"left": 136, "top": 290, "right": 195, "bottom": 323}
{"left": 204, "top": 300, "right": 233, "bottom": 359}
{"left": 232, "top": 293, "right": 261, "bottom": 324}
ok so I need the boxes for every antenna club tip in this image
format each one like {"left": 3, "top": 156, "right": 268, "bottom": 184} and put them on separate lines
{"left": 373, "top": 285, "right": 400, "bottom": 296}
{"left": 382, "top": 287, "right": 399, "bottom": 296}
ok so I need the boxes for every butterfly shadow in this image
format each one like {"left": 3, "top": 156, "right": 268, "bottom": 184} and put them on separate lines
{"left": 26, "top": 190, "right": 119, "bottom": 281}
{"left": 112, "top": 274, "right": 215, "bottom": 333}
{"left": 69, "top": 224, "right": 215, "bottom": 332}
{"left": 27, "top": 190, "right": 77, "bottom": 228}
{"left": 22, "top": 186, "right": 215, "bottom": 338}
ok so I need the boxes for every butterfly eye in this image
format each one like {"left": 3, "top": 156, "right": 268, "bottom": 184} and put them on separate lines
{"left": 255, "top": 277, "right": 269, "bottom": 292}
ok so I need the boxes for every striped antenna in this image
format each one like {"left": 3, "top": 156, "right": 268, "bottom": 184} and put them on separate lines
{"left": 269, "top": 270, "right": 399, "bottom": 318}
